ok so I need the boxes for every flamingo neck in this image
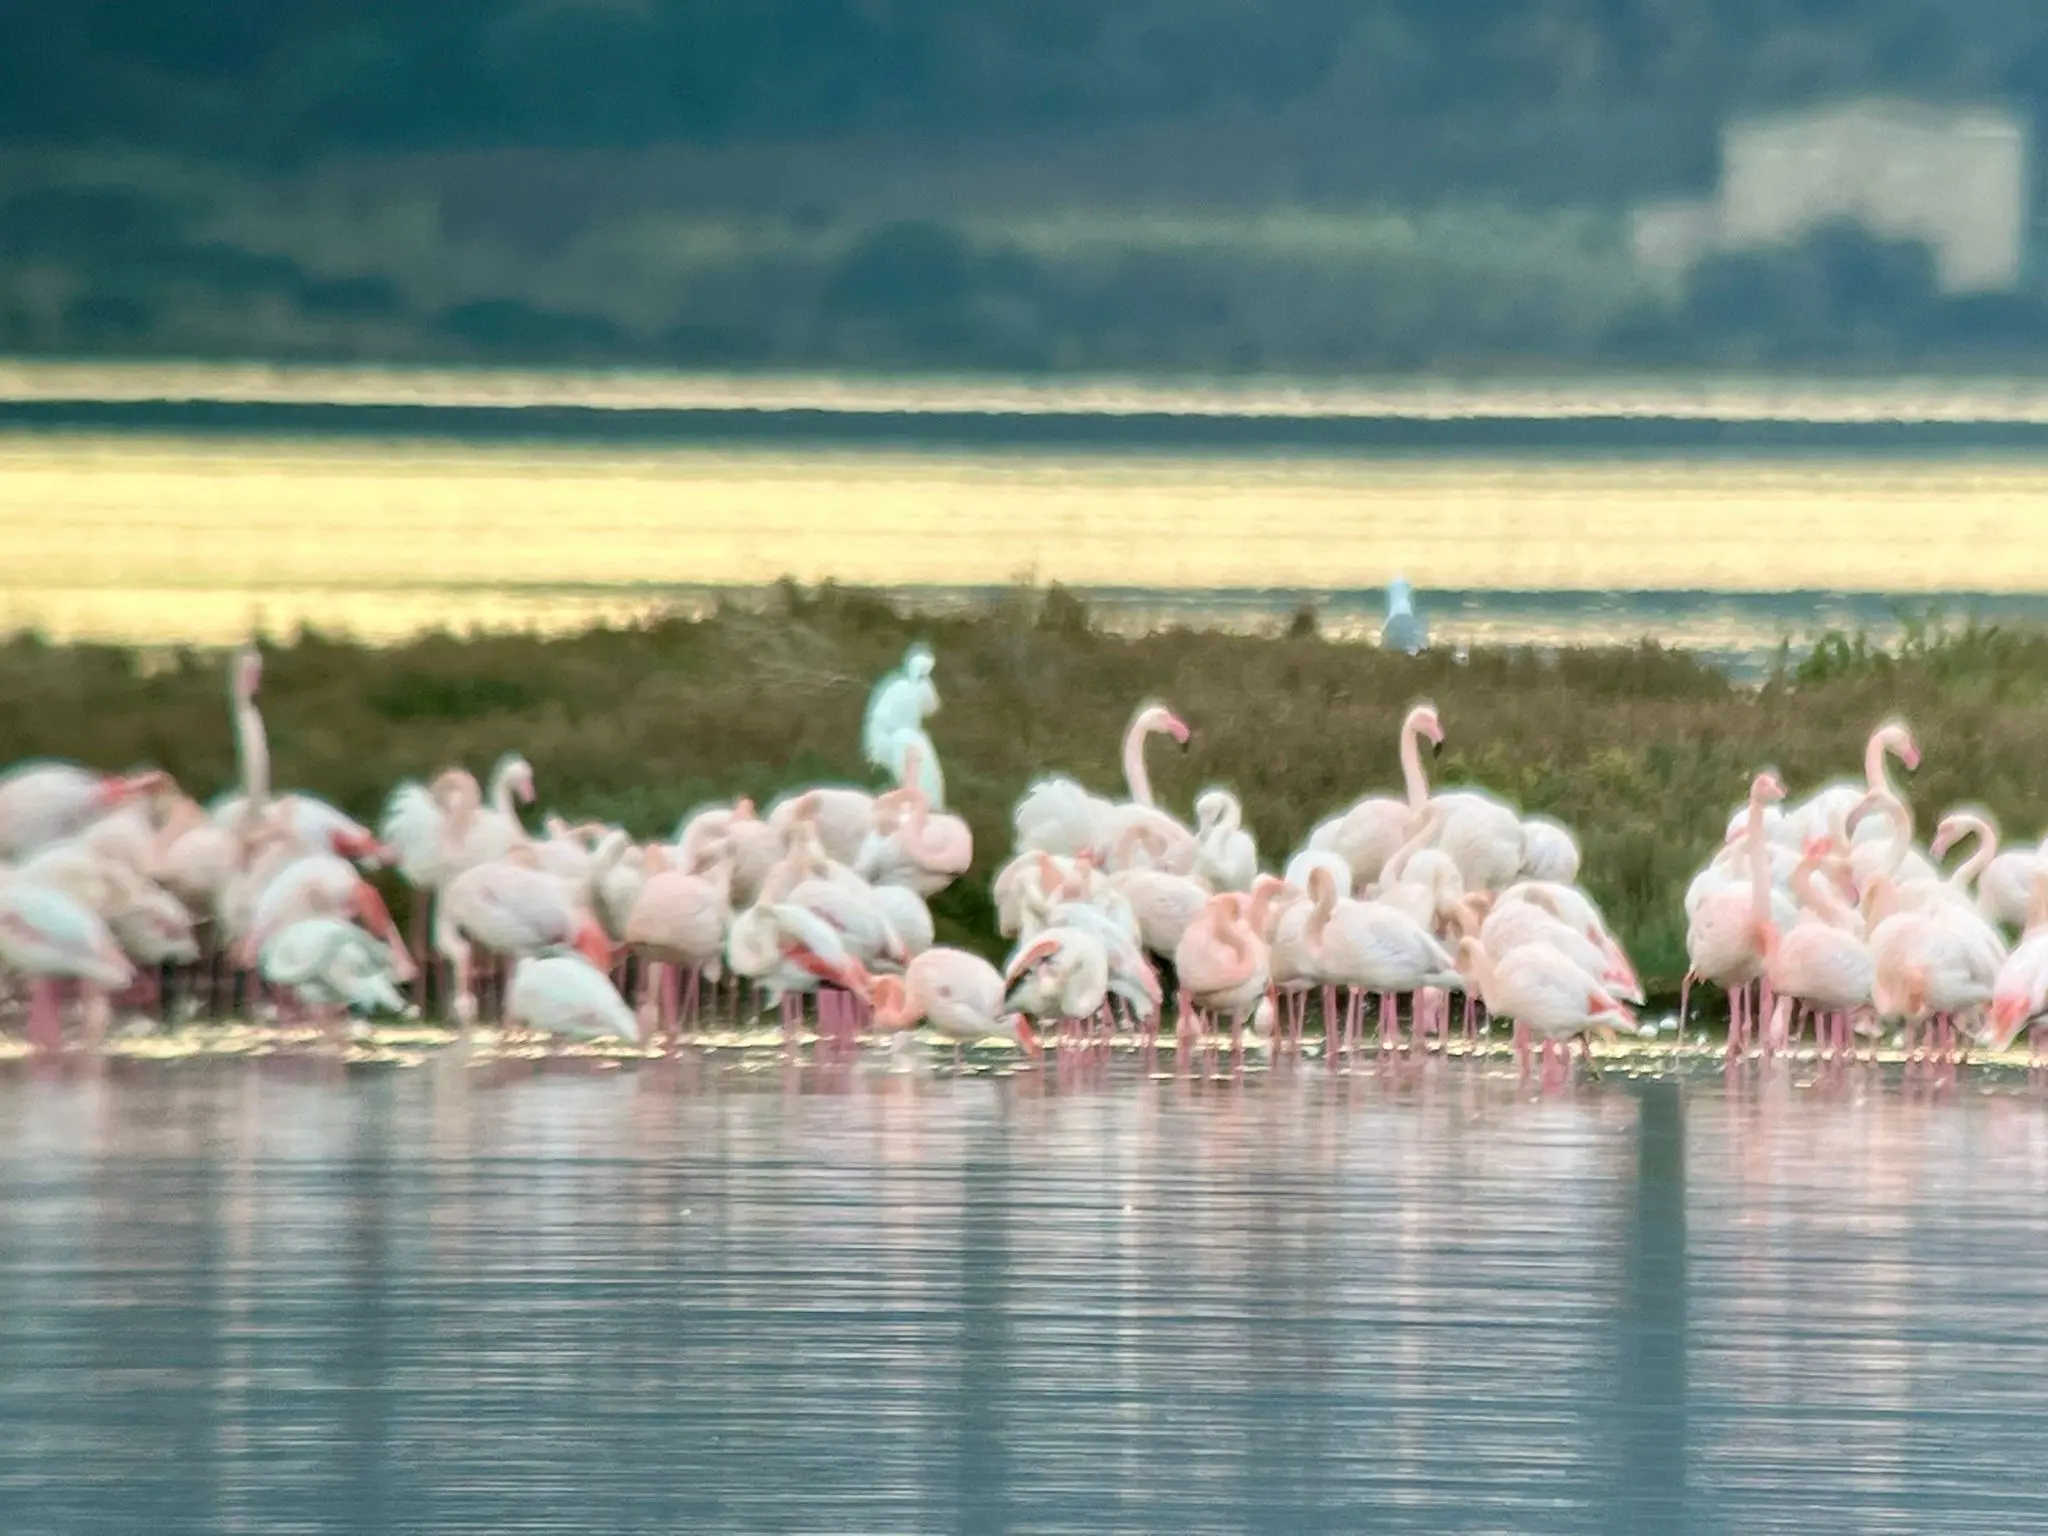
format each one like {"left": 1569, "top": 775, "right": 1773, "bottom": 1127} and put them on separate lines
{"left": 1947, "top": 820, "right": 1996, "bottom": 892}
{"left": 1746, "top": 791, "right": 1771, "bottom": 924}
{"left": 1385, "top": 805, "right": 1443, "bottom": 883}
{"left": 1790, "top": 854, "right": 1856, "bottom": 931}
{"left": 1210, "top": 904, "right": 1256, "bottom": 983}
{"left": 1399, "top": 715, "right": 1432, "bottom": 813}
{"left": 1866, "top": 730, "right": 1905, "bottom": 804}
{"left": 1123, "top": 718, "right": 1157, "bottom": 808}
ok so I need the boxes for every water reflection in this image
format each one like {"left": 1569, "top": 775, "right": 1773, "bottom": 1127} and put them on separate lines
{"left": 0, "top": 1062, "right": 2045, "bottom": 1532}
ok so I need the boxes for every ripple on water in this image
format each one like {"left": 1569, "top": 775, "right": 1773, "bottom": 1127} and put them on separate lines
{"left": 0, "top": 1060, "right": 2046, "bottom": 1533}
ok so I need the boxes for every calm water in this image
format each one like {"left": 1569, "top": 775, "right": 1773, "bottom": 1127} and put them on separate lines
{"left": 5, "top": 1060, "right": 2048, "bottom": 1533}
{"left": 4, "top": 358, "right": 2048, "bottom": 655}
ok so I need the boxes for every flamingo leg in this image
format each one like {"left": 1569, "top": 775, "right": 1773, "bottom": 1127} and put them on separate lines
{"left": 26, "top": 979, "right": 63, "bottom": 1054}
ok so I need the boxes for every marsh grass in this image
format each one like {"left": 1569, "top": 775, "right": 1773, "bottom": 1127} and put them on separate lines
{"left": 8, "top": 586, "right": 2043, "bottom": 994}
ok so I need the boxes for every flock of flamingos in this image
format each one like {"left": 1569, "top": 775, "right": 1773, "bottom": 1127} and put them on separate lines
{"left": 0, "top": 639, "right": 2045, "bottom": 1080}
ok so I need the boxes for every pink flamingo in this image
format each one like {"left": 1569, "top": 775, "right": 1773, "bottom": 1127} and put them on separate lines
{"left": 856, "top": 743, "right": 973, "bottom": 895}
{"left": 1682, "top": 770, "right": 1786, "bottom": 1053}
{"left": 1782, "top": 719, "right": 1919, "bottom": 846}
{"left": 0, "top": 879, "right": 134, "bottom": 1050}
{"left": 0, "top": 763, "right": 172, "bottom": 862}
{"left": 866, "top": 947, "right": 1041, "bottom": 1066}
{"left": 1014, "top": 701, "right": 1191, "bottom": 858}
{"left": 434, "top": 857, "right": 614, "bottom": 1027}
{"left": 1173, "top": 889, "right": 1273, "bottom": 1054}
{"left": 1305, "top": 702, "right": 1441, "bottom": 891}
{"left": 1310, "top": 871, "right": 1463, "bottom": 1054}
{"left": 1984, "top": 867, "right": 2048, "bottom": 1054}
{"left": 1003, "top": 926, "right": 1109, "bottom": 1053}
{"left": 1456, "top": 935, "right": 1634, "bottom": 1085}
{"left": 238, "top": 839, "right": 413, "bottom": 981}
{"left": 623, "top": 845, "right": 732, "bottom": 1040}
{"left": 1757, "top": 837, "right": 1874, "bottom": 1058}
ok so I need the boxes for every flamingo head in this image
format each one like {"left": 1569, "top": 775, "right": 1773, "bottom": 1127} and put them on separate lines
{"left": 512, "top": 762, "right": 537, "bottom": 806}
{"left": 1880, "top": 719, "right": 1921, "bottom": 773}
{"left": 97, "top": 770, "right": 173, "bottom": 811}
{"left": 904, "top": 642, "right": 934, "bottom": 681}
{"left": 331, "top": 827, "right": 392, "bottom": 866}
{"left": 1407, "top": 702, "right": 1444, "bottom": 755}
{"left": 1005, "top": 934, "right": 1061, "bottom": 984}
{"left": 1136, "top": 703, "right": 1192, "bottom": 750}
{"left": 571, "top": 915, "right": 614, "bottom": 971}
{"left": 733, "top": 797, "right": 757, "bottom": 822}
{"left": 865, "top": 972, "right": 908, "bottom": 1027}
{"left": 1304, "top": 865, "right": 1338, "bottom": 907}
{"left": 1752, "top": 769, "right": 1787, "bottom": 806}
{"left": 232, "top": 647, "right": 262, "bottom": 702}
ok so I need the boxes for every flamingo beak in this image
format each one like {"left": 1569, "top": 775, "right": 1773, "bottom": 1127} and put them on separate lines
{"left": 1011, "top": 1014, "right": 1043, "bottom": 1060}
{"left": 1987, "top": 997, "right": 2029, "bottom": 1053}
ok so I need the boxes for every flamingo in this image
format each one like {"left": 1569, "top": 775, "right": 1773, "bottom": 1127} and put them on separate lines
{"left": 1003, "top": 925, "right": 1110, "bottom": 1050}
{"left": 1490, "top": 882, "right": 1642, "bottom": 1003}
{"left": 623, "top": 846, "right": 732, "bottom": 1039}
{"left": 1311, "top": 873, "right": 1463, "bottom": 1053}
{"left": 865, "top": 946, "right": 1039, "bottom": 1065}
{"left": 1014, "top": 701, "right": 1189, "bottom": 857}
{"left": 0, "top": 763, "right": 173, "bottom": 862}
{"left": 210, "top": 648, "right": 382, "bottom": 863}
{"left": 727, "top": 899, "right": 869, "bottom": 1038}
{"left": 435, "top": 858, "right": 613, "bottom": 1026}
{"left": 260, "top": 918, "right": 410, "bottom": 1023}
{"left": 506, "top": 951, "right": 640, "bottom": 1044}
{"left": 1780, "top": 719, "right": 1920, "bottom": 846}
{"left": 238, "top": 839, "right": 412, "bottom": 981}
{"left": 1173, "top": 890, "right": 1273, "bottom": 1050}
{"left": 1757, "top": 837, "right": 1874, "bottom": 1057}
{"left": 1983, "top": 863, "right": 2048, "bottom": 1053}
{"left": 1373, "top": 803, "right": 1464, "bottom": 939}
{"left": 1683, "top": 769, "right": 1788, "bottom": 1052}
{"left": 1192, "top": 788, "right": 1258, "bottom": 893}
{"left": 676, "top": 798, "right": 782, "bottom": 907}
{"left": 855, "top": 743, "right": 972, "bottom": 895}
{"left": 0, "top": 879, "right": 134, "bottom": 1050}
{"left": 1456, "top": 935, "right": 1633, "bottom": 1085}
{"left": 1306, "top": 702, "right": 1440, "bottom": 891}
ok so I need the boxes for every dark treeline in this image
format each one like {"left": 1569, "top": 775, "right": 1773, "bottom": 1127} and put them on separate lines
{"left": 3, "top": 1, "right": 2048, "bottom": 371}
{"left": 7, "top": 1, "right": 2048, "bottom": 179}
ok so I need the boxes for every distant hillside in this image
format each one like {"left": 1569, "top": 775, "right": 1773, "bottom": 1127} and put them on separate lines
{"left": 1, "top": 2, "right": 2046, "bottom": 373}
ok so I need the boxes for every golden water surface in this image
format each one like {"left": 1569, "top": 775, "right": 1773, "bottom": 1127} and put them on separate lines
{"left": 3, "top": 429, "right": 2044, "bottom": 645}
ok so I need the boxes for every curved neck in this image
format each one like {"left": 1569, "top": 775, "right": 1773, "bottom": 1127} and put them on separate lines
{"left": 1122, "top": 717, "right": 1158, "bottom": 808}
{"left": 1210, "top": 903, "right": 1256, "bottom": 980}
{"left": 1789, "top": 853, "right": 1856, "bottom": 930}
{"left": 1865, "top": 731, "right": 1902, "bottom": 803}
{"left": 1946, "top": 818, "right": 1996, "bottom": 891}
{"left": 489, "top": 764, "right": 520, "bottom": 820}
{"left": 1385, "top": 805, "right": 1444, "bottom": 883}
{"left": 1399, "top": 714, "right": 1432, "bottom": 812}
